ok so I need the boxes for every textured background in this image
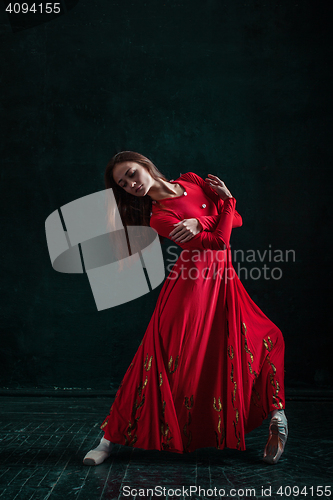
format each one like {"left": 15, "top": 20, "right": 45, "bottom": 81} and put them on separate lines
{"left": 0, "top": 0, "right": 332, "bottom": 392}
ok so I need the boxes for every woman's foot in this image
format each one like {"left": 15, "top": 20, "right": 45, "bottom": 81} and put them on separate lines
{"left": 83, "top": 437, "right": 113, "bottom": 466}
{"left": 263, "top": 409, "right": 288, "bottom": 465}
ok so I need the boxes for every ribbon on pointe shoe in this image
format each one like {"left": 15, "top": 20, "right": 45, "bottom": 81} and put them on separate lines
{"left": 263, "top": 411, "right": 288, "bottom": 465}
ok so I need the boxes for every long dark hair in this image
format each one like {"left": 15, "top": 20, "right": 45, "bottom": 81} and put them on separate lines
{"left": 104, "top": 151, "right": 171, "bottom": 249}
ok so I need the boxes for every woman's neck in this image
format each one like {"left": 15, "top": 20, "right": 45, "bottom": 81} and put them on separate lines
{"left": 148, "top": 179, "right": 183, "bottom": 201}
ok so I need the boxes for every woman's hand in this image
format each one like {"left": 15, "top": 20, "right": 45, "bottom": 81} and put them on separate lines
{"left": 169, "top": 218, "right": 203, "bottom": 243}
{"left": 205, "top": 174, "right": 233, "bottom": 201}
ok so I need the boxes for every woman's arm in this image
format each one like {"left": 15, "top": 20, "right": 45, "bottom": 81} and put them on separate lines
{"left": 150, "top": 197, "right": 237, "bottom": 251}
{"left": 195, "top": 210, "right": 243, "bottom": 232}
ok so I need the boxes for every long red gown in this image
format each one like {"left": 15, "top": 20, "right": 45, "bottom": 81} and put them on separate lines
{"left": 100, "top": 171, "right": 286, "bottom": 453}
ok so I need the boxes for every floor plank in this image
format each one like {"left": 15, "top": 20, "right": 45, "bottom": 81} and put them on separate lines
{"left": 0, "top": 397, "right": 332, "bottom": 500}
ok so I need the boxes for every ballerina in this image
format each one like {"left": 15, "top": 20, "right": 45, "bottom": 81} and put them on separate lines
{"left": 83, "top": 151, "right": 288, "bottom": 466}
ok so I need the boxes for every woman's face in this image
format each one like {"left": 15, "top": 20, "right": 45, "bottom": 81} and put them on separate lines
{"left": 113, "top": 161, "right": 153, "bottom": 197}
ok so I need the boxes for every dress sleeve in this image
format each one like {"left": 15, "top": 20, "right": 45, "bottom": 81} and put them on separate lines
{"left": 150, "top": 197, "right": 237, "bottom": 251}
{"left": 195, "top": 210, "right": 243, "bottom": 231}
{"left": 179, "top": 172, "right": 242, "bottom": 231}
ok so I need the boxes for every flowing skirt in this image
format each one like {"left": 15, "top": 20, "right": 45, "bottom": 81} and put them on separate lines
{"left": 100, "top": 247, "right": 285, "bottom": 453}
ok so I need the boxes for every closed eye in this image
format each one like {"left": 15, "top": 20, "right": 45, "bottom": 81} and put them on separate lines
{"left": 121, "top": 171, "right": 135, "bottom": 187}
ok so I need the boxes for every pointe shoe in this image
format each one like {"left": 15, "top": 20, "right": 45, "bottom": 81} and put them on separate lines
{"left": 83, "top": 437, "right": 113, "bottom": 466}
{"left": 263, "top": 410, "right": 288, "bottom": 465}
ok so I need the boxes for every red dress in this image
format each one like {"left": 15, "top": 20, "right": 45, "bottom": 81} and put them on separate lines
{"left": 100, "top": 171, "right": 285, "bottom": 453}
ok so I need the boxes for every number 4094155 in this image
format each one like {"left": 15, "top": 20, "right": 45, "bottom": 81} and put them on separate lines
{"left": 6, "top": 3, "right": 61, "bottom": 14}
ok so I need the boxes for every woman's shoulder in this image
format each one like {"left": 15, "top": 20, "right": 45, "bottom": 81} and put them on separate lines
{"left": 176, "top": 171, "right": 205, "bottom": 186}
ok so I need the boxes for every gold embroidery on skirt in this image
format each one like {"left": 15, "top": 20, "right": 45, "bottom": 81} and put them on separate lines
{"left": 161, "top": 423, "right": 169, "bottom": 436}
{"left": 132, "top": 391, "right": 146, "bottom": 415}
{"left": 184, "top": 395, "right": 194, "bottom": 410}
{"left": 213, "top": 396, "right": 222, "bottom": 412}
{"left": 263, "top": 337, "right": 274, "bottom": 352}
{"left": 138, "top": 376, "right": 148, "bottom": 397}
{"left": 161, "top": 422, "right": 171, "bottom": 449}
{"left": 244, "top": 337, "right": 254, "bottom": 364}
{"left": 124, "top": 421, "right": 138, "bottom": 446}
{"left": 100, "top": 419, "right": 108, "bottom": 430}
{"left": 227, "top": 345, "right": 234, "bottom": 359}
{"left": 144, "top": 354, "right": 153, "bottom": 371}
{"left": 242, "top": 322, "right": 255, "bottom": 380}
{"left": 266, "top": 358, "right": 277, "bottom": 376}
{"left": 160, "top": 399, "right": 173, "bottom": 450}
{"left": 159, "top": 372, "right": 163, "bottom": 387}
{"left": 266, "top": 353, "right": 284, "bottom": 410}
{"left": 130, "top": 435, "right": 138, "bottom": 445}
{"left": 213, "top": 397, "right": 225, "bottom": 449}
{"left": 217, "top": 415, "right": 222, "bottom": 433}
{"left": 161, "top": 427, "right": 173, "bottom": 449}
{"left": 242, "top": 322, "right": 256, "bottom": 383}
{"left": 248, "top": 363, "right": 258, "bottom": 379}
{"left": 235, "top": 408, "right": 239, "bottom": 424}
{"left": 133, "top": 394, "right": 145, "bottom": 411}
{"left": 124, "top": 352, "right": 153, "bottom": 446}
{"left": 168, "top": 355, "right": 179, "bottom": 374}
{"left": 216, "top": 418, "right": 226, "bottom": 448}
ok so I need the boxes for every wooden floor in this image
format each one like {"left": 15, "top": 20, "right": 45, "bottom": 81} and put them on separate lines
{"left": 0, "top": 396, "right": 332, "bottom": 499}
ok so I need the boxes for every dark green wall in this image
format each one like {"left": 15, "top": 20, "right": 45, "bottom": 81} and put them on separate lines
{"left": 1, "top": 0, "right": 332, "bottom": 391}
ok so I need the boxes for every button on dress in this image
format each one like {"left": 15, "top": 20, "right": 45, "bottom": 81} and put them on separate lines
{"left": 100, "top": 171, "right": 286, "bottom": 453}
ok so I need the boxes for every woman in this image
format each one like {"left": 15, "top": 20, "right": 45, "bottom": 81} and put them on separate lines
{"left": 83, "top": 151, "right": 288, "bottom": 466}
